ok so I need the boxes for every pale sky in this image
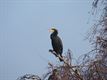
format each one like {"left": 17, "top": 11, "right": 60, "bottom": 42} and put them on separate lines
{"left": 0, "top": 0, "right": 92, "bottom": 80}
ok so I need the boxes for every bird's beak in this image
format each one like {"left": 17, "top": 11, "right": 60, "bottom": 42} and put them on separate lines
{"left": 49, "top": 29, "right": 54, "bottom": 33}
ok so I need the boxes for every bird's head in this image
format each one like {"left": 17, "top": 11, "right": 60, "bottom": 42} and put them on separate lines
{"left": 49, "top": 28, "right": 58, "bottom": 34}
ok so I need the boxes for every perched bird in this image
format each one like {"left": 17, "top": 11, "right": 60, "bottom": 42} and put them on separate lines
{"left": 49, "top": 28, "right": 63, "bottom": 61}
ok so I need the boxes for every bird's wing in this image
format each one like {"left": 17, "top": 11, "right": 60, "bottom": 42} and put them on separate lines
{"left": 55, "top": 36, "right": 63, "bottom": 53}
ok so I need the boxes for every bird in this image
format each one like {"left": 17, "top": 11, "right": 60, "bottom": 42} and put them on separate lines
{"left": 49, "top": 28, "right": 63, "bottom": 61}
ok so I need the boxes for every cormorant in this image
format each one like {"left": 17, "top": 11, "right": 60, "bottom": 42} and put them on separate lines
{"left": 49, "top": 28, "right": 63, "bottom": 61}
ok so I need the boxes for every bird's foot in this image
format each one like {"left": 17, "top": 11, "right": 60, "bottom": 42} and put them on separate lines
{"left": 49, "top": 49, "right": 58, "bottom": 57}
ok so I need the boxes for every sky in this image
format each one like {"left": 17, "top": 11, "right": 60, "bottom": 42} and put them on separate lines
{"left": 0, "top": 0, "right": 93, "bottom": 80}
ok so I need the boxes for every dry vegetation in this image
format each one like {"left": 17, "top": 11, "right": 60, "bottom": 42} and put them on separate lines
{"left": 17, "top": 0, "right": 107, "bottom": 80}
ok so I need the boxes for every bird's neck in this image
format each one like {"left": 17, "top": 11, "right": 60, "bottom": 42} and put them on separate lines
{"left": 50, "top": 33, "right": 57, "bottom": 39}
{"left": 52, "top": 31, "right": 58, "bottom": 36}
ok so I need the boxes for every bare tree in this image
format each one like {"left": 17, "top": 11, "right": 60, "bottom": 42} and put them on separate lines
{"left": 43, "top": 0, "right": 107, "bottom": 80}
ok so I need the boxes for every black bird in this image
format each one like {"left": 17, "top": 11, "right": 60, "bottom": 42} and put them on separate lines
{"left": 49, "top": 28, "right": 63, "bottom": 61}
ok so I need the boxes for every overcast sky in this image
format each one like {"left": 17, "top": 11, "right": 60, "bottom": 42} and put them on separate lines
{"left": 0, "top": 0, "right": 93, "bottom": 80}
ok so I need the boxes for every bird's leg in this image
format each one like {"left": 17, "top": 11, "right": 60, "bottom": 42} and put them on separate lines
{"left": 49, "top": 49, "right": 58, "bottom": 57}
{"left": 49, "top": 49, "right": 63, "bottom": 62}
